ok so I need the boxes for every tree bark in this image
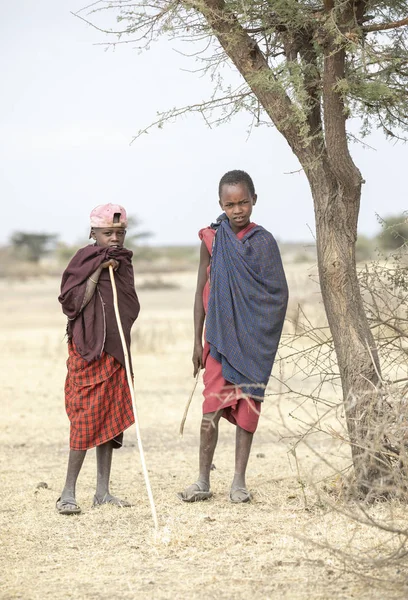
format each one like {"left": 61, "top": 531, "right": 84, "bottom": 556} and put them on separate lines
{"left": 315, "top": 14, "right": 392, "bottom": 495}
{"left": 308, "top": 162, "right": 391, "bottom": 496}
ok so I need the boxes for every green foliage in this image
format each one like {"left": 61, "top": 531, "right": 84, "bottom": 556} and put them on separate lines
{"left": 10, "top": 232, "right": 58, "bottom": 263}
{"left": 85, "top": 0, "right": 408, "bottom": 141}
{"left": 376, "top": 213, "right": 408, "bottom": 250}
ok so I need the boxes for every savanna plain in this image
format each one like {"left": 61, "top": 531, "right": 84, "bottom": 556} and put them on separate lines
{"left": 1, "top": 258, "right": 407, "bottom": 599}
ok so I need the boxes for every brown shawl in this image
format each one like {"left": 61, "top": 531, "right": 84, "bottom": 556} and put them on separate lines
{"left": 59, "top": 245, "right": 140, "bottom": 367}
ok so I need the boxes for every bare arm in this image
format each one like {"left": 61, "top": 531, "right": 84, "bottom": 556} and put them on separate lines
{"left": 192, "top": 241, "right": 210, "bottom": 376}
{"left": 80, "top": 259, "right": 119, "bottom": 311}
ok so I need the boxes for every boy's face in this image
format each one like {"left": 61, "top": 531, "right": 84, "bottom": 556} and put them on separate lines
{"left": 219, "top": 182, "right": 257, "bottom": 234}
{"left": 91, "top": 227, "right": 126, "bottom": 248}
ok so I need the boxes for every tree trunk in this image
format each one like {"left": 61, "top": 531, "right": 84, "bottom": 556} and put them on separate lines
{"left": 314, "top": 29, "right": 394, "bottom": 496}
{"left": 309, "top": 164, "right": 392, "bottom": 497}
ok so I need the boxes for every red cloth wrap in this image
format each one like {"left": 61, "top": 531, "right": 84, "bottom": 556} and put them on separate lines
{"left": 199, "top": 222, "right": 261, "bottom": 433}
{"left": 59, "top": 244, "right": 140, "bottom": 449}
{"left": 65, "top": 342, "right": 135, "bottom": 450}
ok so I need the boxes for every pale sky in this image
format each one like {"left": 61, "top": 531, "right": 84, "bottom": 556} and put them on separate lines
{"left": 1, "top": 0, "right": 406, "bottom": 246}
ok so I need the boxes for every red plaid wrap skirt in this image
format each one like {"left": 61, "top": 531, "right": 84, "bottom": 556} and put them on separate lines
{"left": 65, "top": 342, "right": 135, "bottom": 450}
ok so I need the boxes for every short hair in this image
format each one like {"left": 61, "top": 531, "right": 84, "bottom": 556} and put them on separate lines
{"left": 218, "top": 170, "right": 256, "bottom": 198}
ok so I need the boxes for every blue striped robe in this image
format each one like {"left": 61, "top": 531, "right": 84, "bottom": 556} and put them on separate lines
{"left": 206, "top": 214, "right": 288, "bottom": 400}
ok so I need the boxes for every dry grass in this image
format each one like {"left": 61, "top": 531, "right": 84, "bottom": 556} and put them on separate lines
{"left": 1, "top": 266, "right": 408, "bottom": 600}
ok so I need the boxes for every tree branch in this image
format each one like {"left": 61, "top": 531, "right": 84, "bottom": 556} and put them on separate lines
{"left": 364, "top": 16, "right": 408, "bottom": 33}
{"left": 322, "top": 33, "right": 363, "bottom": 190}
{"left": 130, "top": 89, "right": 253, "bottom": 141}
{"left": 191, "top": 0, "right": 316, "bottom": 164}
{"left": 299, "top": 35, "right": 322, "bottom": 139}
{"left": 354, "top": 0, "right": 369, "bottom": 26}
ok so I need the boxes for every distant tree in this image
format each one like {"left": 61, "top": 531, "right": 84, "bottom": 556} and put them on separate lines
{"left": 376, "top": 214, "right": 408, "bottom": 251}
{"left": 125, "top": 215, "right": 153, "bottom": 250}
{"left": 11, "top": 232, "right": 58, "bottom": 263}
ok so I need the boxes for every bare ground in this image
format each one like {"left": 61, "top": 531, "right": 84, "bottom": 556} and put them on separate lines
{"left": 1, "top": 269, "right": 407, "bottom": 600}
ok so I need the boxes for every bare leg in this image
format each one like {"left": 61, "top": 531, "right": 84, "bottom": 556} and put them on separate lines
{"left": 93, "top": 441, "right": 131, "bottom": 507}
{"left": 230, "top": 426, "right": 253, "bottom": 503}
{"left": 179, "top": 410, "right": 223, "bottom": 501}
{"left": 56, "top": 449, "right": 87, "bottom": 514}
{"left": 198, "top": 410, "right": 223, "bottom": 487}
{"left": 61, "top": 449, "right": 86, "bottom": 501}
{"left": 94, "top": 441, "right": 113, "bottom": 501}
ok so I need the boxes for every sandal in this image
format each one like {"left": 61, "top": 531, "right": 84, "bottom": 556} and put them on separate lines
{"left": 177, "top": 482, "right": 213, "bottom": 503}
{"left": 92, "top": 494, "right": 132, "bottom": 508}
{"left": 56, "top": 497, "right": 81, "bottom": 515}
{"left": 229, "top": 488, "right": 251, "bottom": 503}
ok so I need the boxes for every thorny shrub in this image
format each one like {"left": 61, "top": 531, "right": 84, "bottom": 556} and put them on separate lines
{"left": 271, "top": 244, "right": 408, "bottom": 572}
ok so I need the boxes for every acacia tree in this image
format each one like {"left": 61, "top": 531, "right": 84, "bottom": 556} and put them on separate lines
{"left": 11, "top": 232, "right": 58, "bottom": 263}
{"left": 82, "top": 0, "right": 408, "bottom": 495}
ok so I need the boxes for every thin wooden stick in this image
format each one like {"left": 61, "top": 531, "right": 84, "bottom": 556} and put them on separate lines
{"left": 109, "top": 265, "right": 158, "bottom": 531}
{"left": 179, "top": 368, "right": 201, "bottom": 437}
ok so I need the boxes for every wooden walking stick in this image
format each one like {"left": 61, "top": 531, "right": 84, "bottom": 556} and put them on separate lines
{"left": 179, "top": 368, "right": 201, "bottom": 438}
{"left": 109, "top": 265, "right": 158, "bottom": 531}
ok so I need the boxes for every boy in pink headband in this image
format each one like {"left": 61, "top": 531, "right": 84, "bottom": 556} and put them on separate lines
{"left": 57, "top": 204, "right": 140, "bottom": 515}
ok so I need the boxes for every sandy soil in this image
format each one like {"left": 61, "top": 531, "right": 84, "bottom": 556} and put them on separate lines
{"left": 1, "top": 269, "right": 407, "bottom": 600}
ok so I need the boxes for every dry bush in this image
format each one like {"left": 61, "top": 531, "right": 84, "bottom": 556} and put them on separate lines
{"left": 268, "top": 254, "right": 408, "bottom": 582}
{"left": 0, "top": 247, "right": 53, "bottom": 279}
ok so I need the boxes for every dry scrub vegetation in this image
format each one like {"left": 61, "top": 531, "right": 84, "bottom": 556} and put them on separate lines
{"left": 1, "top": 260, "right": 408, "bottom": 599}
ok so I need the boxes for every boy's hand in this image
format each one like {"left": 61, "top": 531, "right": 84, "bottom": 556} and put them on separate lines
{"left": 101, "top": 259, "right": 119, "bottom": 271}
{"left": 192, "top": 342, "right": 203, "bottom": 376}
